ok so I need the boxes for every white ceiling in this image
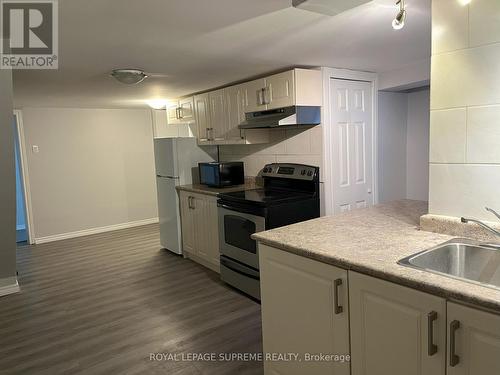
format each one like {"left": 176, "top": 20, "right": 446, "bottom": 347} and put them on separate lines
{"left": 12, "top": 0, "right": 431, "bottom": 109}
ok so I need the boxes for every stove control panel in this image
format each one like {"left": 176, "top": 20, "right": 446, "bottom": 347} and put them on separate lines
{"left": 261, "top": 163, "right": 318, "bottom": 181}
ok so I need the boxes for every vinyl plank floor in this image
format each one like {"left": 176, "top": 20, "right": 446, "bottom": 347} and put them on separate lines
{"left": 0, "top": 224, "right": 263, "bottom": 375}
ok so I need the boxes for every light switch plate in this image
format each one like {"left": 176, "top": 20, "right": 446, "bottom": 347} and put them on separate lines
{"left": 32, "top": 145, "right": 39, "bottom": 153}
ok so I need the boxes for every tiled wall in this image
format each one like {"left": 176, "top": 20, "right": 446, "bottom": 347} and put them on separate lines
{"left": 220, "top": 126, "right": 323, "bottom": 179}
{"left": 429, "top": 0, "right": 500, "bottom": 221}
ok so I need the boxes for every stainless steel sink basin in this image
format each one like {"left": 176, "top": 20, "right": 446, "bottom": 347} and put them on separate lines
{"left": 398, "top": 239, "right": 500, "bottom": 291}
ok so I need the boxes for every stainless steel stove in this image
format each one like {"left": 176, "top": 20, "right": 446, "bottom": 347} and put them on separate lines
{"left": 217, "top": 163, "right": 320, "bottom": 300}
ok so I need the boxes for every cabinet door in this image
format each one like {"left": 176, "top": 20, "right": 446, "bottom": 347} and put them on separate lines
{"left": 447, "top": 302, "right": 500, "bottom": 375}
{"left": 243, "top": 78, "right": 267, "bottom": 113}
{"left": 349, "top": 271, "right": 446, "bottom": 375}
{"left": 208, "top": 89, "right": 227, "bottom": 141}
{"left": 224, "top": 85, "right": 246, "bottom": 143}
{"left": 166, "top": 101, "right": 180, "bottom": 125}
{"left": 260, "top": 244, "right": 350, "bottom": 375}
{"left": 179, "top": 192, "right": 195, "bottom": 253}
{"left": 199, "top": 196, "right": 220, "bottom": 266}
{"left": 179, "top": 97, "right": 195, "bottom": 122}
{"left": 191, "top": 195, "right": 207, "bottom": 258}
{"left": 194, "top": 93, "right": 210, "bottom": 143}
{"left": 265, "top": 70, "right": 295, "bottom": 110}
{"left": 152, "top": 109, "right": 177, "bottom": 138}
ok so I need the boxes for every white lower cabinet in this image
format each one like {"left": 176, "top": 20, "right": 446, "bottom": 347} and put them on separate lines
{"left": 447, "top": 302, "right": 500, "bottom": 375}
{"left": 259, "top": 245, "right": 500, "bottom": 375}
{"left": 349, "top": 271, "right": 447, "bottom": 375}
{"left": 260, "top": 245, "right": 351, "bottom": 375}
{"left": 179, "top": 191, "right": 219, "bottom": 272}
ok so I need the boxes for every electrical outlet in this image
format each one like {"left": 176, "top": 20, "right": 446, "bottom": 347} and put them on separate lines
{"left": 32, "top": 145, "right": 39, "bottom": 153}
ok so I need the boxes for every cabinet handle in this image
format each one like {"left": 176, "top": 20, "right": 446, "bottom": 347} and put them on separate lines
{"left": 188, "top": 196, "right": 195, "bottom": 209}
{"left": 178, "top": 107, "right": 183, "bottom": 119}
{"left": 257, "top": 89, "right": 262, "bottom": 106}
{"left": 176, "top": 107, "right": 180, "bottom": 119}
{"left": 207, "top": 127, "right": 213, "bottom": 141}
{"left": 449, "top": 320, "right": 460, "bottom": 367}
{"left": 334, "top": 278, "right": 343, "bottom": 315}
{"left": 263, "top": 86, "right": 270, "bottom": 105}
{"left": 427, "top": 311, "right": 438, "bottom": 356}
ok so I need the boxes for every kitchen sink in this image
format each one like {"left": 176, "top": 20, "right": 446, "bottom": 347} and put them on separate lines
{"left": 398, "top": 239, "right": 500, "bottom": 291}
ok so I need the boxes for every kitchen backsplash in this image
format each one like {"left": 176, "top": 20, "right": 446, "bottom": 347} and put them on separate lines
{"left": 220, "top": 126, "right": 323, "bottom": 179}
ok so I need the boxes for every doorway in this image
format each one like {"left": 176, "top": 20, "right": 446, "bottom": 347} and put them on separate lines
{"left": 13, "top": 111, "right": 32, "bottom": 244}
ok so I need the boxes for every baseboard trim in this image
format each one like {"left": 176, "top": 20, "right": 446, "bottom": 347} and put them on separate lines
{"left": 0, "top": 277, "right": 20, "bottom": 297}
{"left": 34, "top": 218, "right": 159, "bottom": 244}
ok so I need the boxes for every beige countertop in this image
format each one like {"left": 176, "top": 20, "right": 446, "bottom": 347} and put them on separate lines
{"left": 253, "top": 199, "right": 500, "bottom": 312}
{"left": 176, "top": 184, "right": 250, "bottom": 197}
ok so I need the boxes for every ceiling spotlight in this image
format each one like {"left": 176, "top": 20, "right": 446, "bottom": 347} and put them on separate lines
{"left": 110, "top": 69, "right": 148, "bottom": 85}
{"left": 392, "top": 0, "right": 406, "bottom": 30}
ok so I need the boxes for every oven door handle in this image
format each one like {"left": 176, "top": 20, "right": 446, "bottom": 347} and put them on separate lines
{"left": 220, "top": 257, "right": 260, "bottom": 280}
{"left": 218, "top": 203, "right": 265, "bottom": 217}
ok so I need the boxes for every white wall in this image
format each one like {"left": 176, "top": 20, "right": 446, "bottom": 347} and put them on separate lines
{"left": 406, "top": 90, "right": 430, "bottom": 201}
{"left": 0, "top": 69, "right": 16, "bottom": 285}
{"left": 378, "top": 89, "right": 430, "bottom": 203}
{"left": 379, "top": 59, "right": 431, "bottom": 92}
{"left": 220, "top": 126, "right": 323, "bottom": 178}
{"left": 21, "top": 108, "right": 158, "bottom": 241}
{"left": 430, "top": 0, "right": 500, "bottom": 221}
{"left": 378, "top": 92, "right": 408, "bottom": 203}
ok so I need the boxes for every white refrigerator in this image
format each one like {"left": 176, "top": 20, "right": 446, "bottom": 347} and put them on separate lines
{"left": 154, "top": 138, "right": 216, "bottom": 254}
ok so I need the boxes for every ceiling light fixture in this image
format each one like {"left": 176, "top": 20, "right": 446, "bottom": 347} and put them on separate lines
{"left": 110, "top": 69, "right": 148, "bottom": 85}
{"left": 392, "top": 0, "right": 407, "bottom": 30}
{"left": 147, "top": 99, "right": 168, "bottom": 110}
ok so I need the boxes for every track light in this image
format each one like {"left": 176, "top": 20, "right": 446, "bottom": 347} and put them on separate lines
{"left": 392, "top": 0, "right": 406, "bottom": 30}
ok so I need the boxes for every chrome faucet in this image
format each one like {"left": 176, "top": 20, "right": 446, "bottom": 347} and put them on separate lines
{"left": 461, "top": 207, "right": 500, "bottom": 238}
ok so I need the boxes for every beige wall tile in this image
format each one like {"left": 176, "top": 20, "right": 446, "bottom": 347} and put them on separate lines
{"left": 470, "top": 0, "right": 500, "bottom": 47}
{"left": 432, "top": 0, "right": 469, "bottom": 54}
{"left": 431, "top": 43, "right": 500, "bottom": 109}
{"left": 429, "top": 108, "right": 467, "bottom": 163}
{"left": 467, "top": 105, "right": 500, "bottom": 163}
{"left": 429, "top": 163, "right": 500, "bottom": 221}
{"left": 284, "top": 128, "right": 312, "bottom": 155}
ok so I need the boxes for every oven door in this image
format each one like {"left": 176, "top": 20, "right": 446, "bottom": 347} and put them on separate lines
{"left": 218, "top": 204, "right": 265, "bottom": 270}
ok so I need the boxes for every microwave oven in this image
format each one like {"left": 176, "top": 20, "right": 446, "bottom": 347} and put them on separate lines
{"left": 198, "top": 162, "right": 245, "bottom": 187}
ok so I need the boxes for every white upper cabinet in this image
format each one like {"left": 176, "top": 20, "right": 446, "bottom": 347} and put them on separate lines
{"left": 166, "top": 102, "right": 181, "bottom": 125}
{"left": 191, "top": 68, "right": 321, "bottom": 145}
{"left": 178, "top": 97, "right": 195, "bottom": 122}
{"left": 166, "top": 97, "right": 195, "bottom": 125}
{"left": 242, "top": 68, "right": 322, "bottom": 113}
{"left": 243, "top": 78, "right": 267, "bottom": 113}
{"left": 194, "top": 93, "right": 211, "bottom": 142}
{"left": 208, "top": 89, "right": 227, "bottom": 142}
{"left": 266, "top": 70, "right": 295, "bottom": 110}
{"left": 224, "top": 84, "right": 246, "bottom": 143}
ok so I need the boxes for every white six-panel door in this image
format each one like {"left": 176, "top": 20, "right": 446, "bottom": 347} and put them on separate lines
{"left": 329, "top": 79, "right": 374, "bottom": 214}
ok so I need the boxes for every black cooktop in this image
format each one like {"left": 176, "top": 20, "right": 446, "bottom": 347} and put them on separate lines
{"left": 219, "top": 188, "right": 316, "bottom": 206}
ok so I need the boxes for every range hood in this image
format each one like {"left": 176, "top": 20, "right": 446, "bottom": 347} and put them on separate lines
{"left": 292, "top": 0, "right": 372, "bottom": 16}
{"left": 238, "top": 106, "right": 321, "bottom": 129}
